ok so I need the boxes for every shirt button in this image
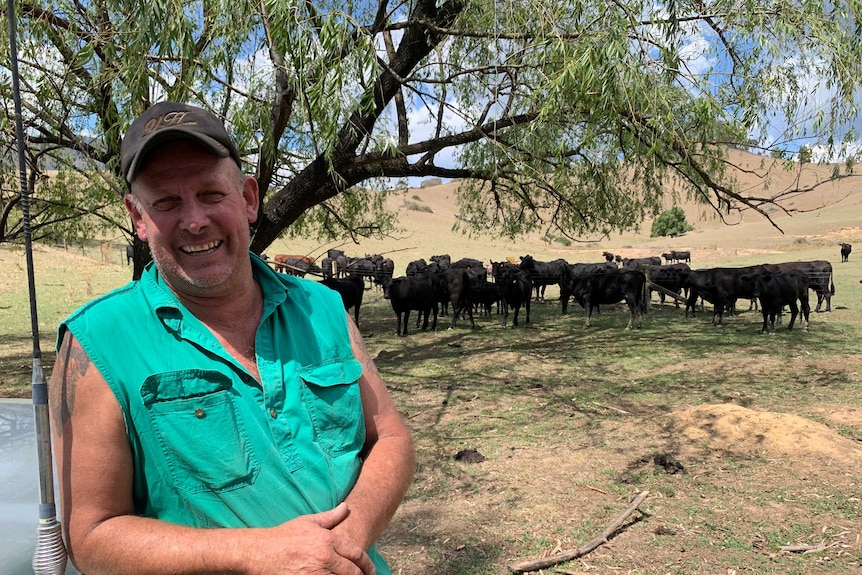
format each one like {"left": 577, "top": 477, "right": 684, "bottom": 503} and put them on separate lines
{"left": 194, "top": 407, "right": 205, "bottom": 419}
{"left": 269, "top": 408, "right": 277, "bottom": 419}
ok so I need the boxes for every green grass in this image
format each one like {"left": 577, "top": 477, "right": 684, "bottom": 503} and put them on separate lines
{"left": 3, "top": 241, "right": 862, "bottom": 574}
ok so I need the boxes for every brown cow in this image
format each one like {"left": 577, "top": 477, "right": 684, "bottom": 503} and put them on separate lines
{"left": 273, "top": 254, "right": 317, "bottom": 276}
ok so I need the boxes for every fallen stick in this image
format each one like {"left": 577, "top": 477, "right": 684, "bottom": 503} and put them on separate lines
{"left": 508, "top": 491, "right": 649, "bottom": 573}
{"left": 779, "top": 541, "right": 828, "bottom": 553}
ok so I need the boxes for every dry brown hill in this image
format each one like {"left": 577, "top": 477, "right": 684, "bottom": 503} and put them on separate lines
{"left": 270, "top": 149, "right": 862, "bottom": 272}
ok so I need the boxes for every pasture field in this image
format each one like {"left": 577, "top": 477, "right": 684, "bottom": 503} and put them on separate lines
{"left": 1, "top": 238, "right": 860, "bottom": 575}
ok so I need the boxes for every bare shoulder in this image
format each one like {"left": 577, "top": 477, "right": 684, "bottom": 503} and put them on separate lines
{"left": 346, "top": 314, "right": 382, "bottom": 383}
{"left": 50, "top": 330, "right": 123, "bottom": 434}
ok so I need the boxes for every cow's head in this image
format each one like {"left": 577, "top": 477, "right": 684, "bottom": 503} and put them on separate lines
{"left": 381, "top": 276, "right": 398, "bottom": 299}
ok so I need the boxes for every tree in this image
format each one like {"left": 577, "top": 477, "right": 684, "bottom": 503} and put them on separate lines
{"left": 3, "top": 0, "right": 862, "bottom": 278}
{"left": 651, "top": 207, "right": 693, "bottom": 238}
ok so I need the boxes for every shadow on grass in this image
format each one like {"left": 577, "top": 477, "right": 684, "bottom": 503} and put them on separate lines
{"left": 0, "top": 333, "right": 55, "bottom": 397}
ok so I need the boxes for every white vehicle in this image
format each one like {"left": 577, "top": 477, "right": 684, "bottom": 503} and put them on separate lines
{"left": 0, "top": 399, "right": 80, "bottom": 575}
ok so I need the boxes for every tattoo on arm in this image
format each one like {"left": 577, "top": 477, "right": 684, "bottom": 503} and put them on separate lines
{"left": 347, "top": 315, "right": 382, "bottom": 380}
{"left": 50, "top": 334, "right": 90, "bottom": 434}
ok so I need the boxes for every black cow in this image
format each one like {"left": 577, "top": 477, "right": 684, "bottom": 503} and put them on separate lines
{"left": 125, "top": 244, "right": 134, "bottom": 265}
{"left": 671, "top": 250, "right": 691, "bottom": 263}
{"left": 406, "top": 258, "right": 428, "bottom": 276}
{"left": 321, "top": 274, "right": 365, "bottom": 325}
{"left": 567, "top": 270, "right": 645, "bottom": 329}
{"left": 602, "top": 251, "right": 615, "bottom": 262}
{"left": 438, "top": 268, "right": 477, "bottom": 329}
{"left": 680, "top": 265, "right": 779, "bottom": 325}
{"left": 775, "top": 260, "right": 834, "bottom": 312}
{"left": 491, "top": 260, "right": 521, "bottom": 277}
{"left": 430, "top": 254, "right": 451, "bottom": 270}
{"left": 622, "top": 256, "right": 662, "bottom": 269}
{"left": 496, "top": 268, "right": 532, "bottom": 327}
{"left": 373, "top": 257, "right": 395, "bottom": 286}
{"left": 381, "top": 276, "right": 438, "bottom": 336}
{"left": 320, "top": 253, "right": 350, "bottom": 278}
{"left": 679, "top": 267, "right": 739, "bottom": 325}
{"left": 559, "top": 262, "right": 619, "bottom": 314}
{"left": 450, "top": 257, "right": 484, "bottom": 269}
{"left": 840, "top": 243, "right": 852, "bottom": 263}
{"left": 472, "top": 281, "right": 501, "bottom": 317}
{"left": 645, "top": 264, "right": 689, "bottom": 308}
{"left": 519, "top": 255, "right": 569, "bottom": 301}
{"left": 750, "top": 271, "right": 810, "bottom": 334}
{"left": 341, "top": 257, "right": 376, "bottom": 287}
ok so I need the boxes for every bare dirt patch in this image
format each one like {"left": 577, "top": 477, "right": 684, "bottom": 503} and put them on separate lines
{"left": 667, "top": 403, "right": 862, "bottom": 471}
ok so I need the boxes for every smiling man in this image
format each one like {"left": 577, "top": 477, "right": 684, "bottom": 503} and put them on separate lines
{"left": 49, "top": 102, "right": 415, "bottom": 575}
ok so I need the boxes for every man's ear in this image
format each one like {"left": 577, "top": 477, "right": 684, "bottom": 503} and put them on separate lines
{"left": 124, "top": 194, "right": 149, "bottom": 242}
{"left": 243, "top": 176, "right": 260, "bottom": 224}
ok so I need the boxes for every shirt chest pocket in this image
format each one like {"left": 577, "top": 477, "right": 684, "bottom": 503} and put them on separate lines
{"left": 141, "top": 370, "right": 260, "bottom": 494}
{"left": 299, "top": 360, "right": 365, "bottom": 456}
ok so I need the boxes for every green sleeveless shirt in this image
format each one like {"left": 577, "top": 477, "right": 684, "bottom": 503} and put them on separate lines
{"left": 59, "top": 253, "right": 390, "bottom": 573}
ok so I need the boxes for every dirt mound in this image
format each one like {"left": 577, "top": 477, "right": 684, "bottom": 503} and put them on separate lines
{"left": 668, "top": 403, "right": 862, "bottom": 468}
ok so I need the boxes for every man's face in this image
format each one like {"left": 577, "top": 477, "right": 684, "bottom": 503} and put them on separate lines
{"left": 125, "top": 140, "right": 259, "bottom": 299}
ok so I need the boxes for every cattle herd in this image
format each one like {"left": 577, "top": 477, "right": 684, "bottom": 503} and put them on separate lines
{"left": 264, "top": 245, "right": 851, "bottom": 336}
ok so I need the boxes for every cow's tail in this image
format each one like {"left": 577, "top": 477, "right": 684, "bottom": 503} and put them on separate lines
{"left": 830, "top": 270, "right": 835, "bottom": 295}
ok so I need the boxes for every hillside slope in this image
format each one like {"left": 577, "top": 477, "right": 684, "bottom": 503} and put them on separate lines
{"left": 270, "top": 149, "right": 862, "bottom": 272}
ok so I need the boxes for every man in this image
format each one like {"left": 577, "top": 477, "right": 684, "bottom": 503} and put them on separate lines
{"left": 49, "top": 102, "right": 415, "bottom": 574}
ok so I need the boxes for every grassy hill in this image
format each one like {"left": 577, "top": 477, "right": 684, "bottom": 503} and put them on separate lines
{"left": 269, "top": 148, "right": 862, "bottom": 273}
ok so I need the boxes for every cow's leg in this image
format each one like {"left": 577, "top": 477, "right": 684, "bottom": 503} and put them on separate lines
{"left": 396, "top": 312, "right": 404, "bottom": 336}
{"left": 525, "top": 298, "right": 531, "bottom": 324}
{"left": 404, "top": 310, "right": 413, "bottom": 335}
{"left": 814, "top": 291, "right": 825, "bottom": 312}
{"left": 448, "top": 299, "right": 459, "bottom": 330}
{"left": 787, "top": 301, "right": 798, "bottom": 330}
{"left": 501, "top": 305, "right": 509, "bottom": 328}
{"left": 465, "top": 300, "right": 476, "bottom": 329}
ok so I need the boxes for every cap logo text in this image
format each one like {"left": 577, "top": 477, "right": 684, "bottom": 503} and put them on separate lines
{"left": 142, "top": 111, "right": 198, "bottom": 134}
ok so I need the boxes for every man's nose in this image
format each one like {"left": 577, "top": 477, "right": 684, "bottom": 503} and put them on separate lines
{"left": 180, "top": 201, "right": 209, "bottom": 233}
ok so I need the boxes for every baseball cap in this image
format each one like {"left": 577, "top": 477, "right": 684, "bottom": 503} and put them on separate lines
{"left": 121, "top": 101, "right": 242, "bottom": 184}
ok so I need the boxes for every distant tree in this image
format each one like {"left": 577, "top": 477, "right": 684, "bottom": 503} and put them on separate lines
{"left": 797, "top": 146, "right": 813, "bottom": 164}
{"left": 846, "top": 156, "right": 857, "bottom": 175}
{"left": 651, "top": 208, "right": 693, "bottom": 238}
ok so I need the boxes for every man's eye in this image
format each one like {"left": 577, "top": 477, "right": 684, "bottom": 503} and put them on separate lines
{"left": 201, "top": 192, "right": 228, "bottom": 203}
{"left": 151, "top": 199, "right": 180, "bottom": 211}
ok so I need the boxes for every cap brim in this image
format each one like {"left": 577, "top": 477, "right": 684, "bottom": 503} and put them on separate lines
{"left": 124, "top": 128, "right": 232, "bottom": 184}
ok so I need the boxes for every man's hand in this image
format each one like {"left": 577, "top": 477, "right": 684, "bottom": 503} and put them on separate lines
{"left": 252, "top": 503, "right": 376, "bottom": 575}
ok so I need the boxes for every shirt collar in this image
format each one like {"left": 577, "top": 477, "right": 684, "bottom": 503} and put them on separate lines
{"left": 140, "top": 251, "right": 290, "bottom": 330}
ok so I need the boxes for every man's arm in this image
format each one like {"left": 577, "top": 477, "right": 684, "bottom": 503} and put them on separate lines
{"left": 50, "top": 330, "right": 376, "bottom": 575}
{"left": 332, "top": 316, "right": 416, "bottom": 549}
